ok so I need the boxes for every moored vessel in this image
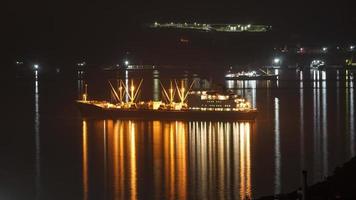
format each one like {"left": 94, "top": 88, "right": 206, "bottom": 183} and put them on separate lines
{"left": 225, "top": 70, "right": 278, "bottom": 80}
{"left": 76, "top": 79, "right": 257, "bottom": 120}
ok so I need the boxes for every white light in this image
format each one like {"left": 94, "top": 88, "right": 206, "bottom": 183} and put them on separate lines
{"left": 310, "top": 59, "right": 325, "bottom": 68}
{"left": 351, "top": 46, "right": 355, "bottom": 50}
{"left": 322, "top": 47, "right": 327, "bottom": 52}
{"left": 274, "top": 58, "right": 280, "bottom": 64}
{"left": 34, "top": 64, "right": 39, "bottom": 69}
{"left": 274, "top": 69, "right": 279, "bottom": 75}
{"left": 124, "top": 60, "right": 129, "bottom": 66}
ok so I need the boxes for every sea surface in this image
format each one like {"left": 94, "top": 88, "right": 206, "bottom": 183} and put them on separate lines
{"left": 1, "top": 68, "right": 355, "bottom": 200}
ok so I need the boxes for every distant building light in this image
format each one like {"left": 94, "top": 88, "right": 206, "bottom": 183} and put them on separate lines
{"left": 351, "top": 45, "right": 355, "bottom": 50}
{"left": 322, "top": 47, "right": 328, "bottom": 52}
{"left": 34, "top": 64, "right": 39, "bottom": 69}
{"left": 77, "top": 62, "right": 86, "bottom": 67}
{"left": 124, "top": 60, "right": 129, "bottom": 66}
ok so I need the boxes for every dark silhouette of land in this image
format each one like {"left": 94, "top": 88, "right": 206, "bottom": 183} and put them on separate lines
{"left": 258, "top": 156, "right": 356, "bottom": 200}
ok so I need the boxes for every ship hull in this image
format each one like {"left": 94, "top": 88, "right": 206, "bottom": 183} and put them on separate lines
{"left": 76, "top": 102, "right": 257, "bottom": 121}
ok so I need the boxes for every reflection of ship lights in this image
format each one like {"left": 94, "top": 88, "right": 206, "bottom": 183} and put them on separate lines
{"left": 81, "top": 120, "right": 253, "bottom": 199}
{"left": 274, "top": 98, "right": 281, "bottom": 194}
{"left": 321, "top": 70, "right": 326, "bottom": 81}
{"left": 34, "top": 71, "right": 40, "bottom": 199}
{"left": 129, "top": 121, "right": 137, "bottom": 200}
{"left": 82, "top": 120, "right": 88, "bottom": 200}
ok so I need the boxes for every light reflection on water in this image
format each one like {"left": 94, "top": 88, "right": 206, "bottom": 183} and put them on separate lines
{"left": 299, "top": 70, "right": 305, "bottom": 184}
{"left": 75, "top": 69, "right": 356, "bottom": 199}
{"left": 225, "top": 80, "right": 257, "bottom": 109}
{"left": 21, "top": 68, "right": 355, "bottom": 200}
{"left": 82, "top": 121, "right": 88, "bottom": 200}
{"left": 347, "top": 79, "right": 355, "bottom": 157}
{"left": 351, "top": 81, "right": 355, "bottom": 157}
{"left": 82, "top": 120, "right": 253, "bottom": 200}
{"left": 274, "top": 98, "right": 280, "bottom": 195}
{"left": 34, "top": 70, "right": 41, "bottom": 200}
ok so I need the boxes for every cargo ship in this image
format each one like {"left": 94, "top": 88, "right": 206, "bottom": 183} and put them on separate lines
{"left": 76, "top": 79, "right": 257, "bottom": 120}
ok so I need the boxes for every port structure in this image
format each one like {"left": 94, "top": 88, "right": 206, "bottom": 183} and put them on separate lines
{"left": 149, "top": 22, "right": 271, "bottom": 32}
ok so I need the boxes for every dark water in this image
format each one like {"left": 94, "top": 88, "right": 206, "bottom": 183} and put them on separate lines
{"left": 1, "top": 68, "right": 355, "bottom": 200}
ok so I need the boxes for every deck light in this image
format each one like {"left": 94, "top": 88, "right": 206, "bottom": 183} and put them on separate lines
{"left": 273, "top": 58, "right": 281, "bottom": 64}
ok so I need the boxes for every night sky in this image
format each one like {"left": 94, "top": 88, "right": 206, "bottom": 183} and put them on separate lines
{"left": 5, "top": 0, "right": 355, "bottom": 65}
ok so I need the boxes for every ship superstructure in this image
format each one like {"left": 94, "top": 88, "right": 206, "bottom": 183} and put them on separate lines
{"left": 188, "top": 91, "right": 251, "bottom": 111}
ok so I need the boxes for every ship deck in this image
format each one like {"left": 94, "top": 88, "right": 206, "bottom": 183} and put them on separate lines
{"left": 76, "top": 101, "right": 257, "bottom": 121}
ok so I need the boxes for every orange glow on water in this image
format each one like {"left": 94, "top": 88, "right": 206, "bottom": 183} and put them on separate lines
{"left": 129, "top": 121, "right": 137, "bottom": 200}
{"left": 113, "top": 121, "right": 119, "bottom": 199}
{"left": 246, "top": 122, "right": 251, "bottom": 199}
{"left": 82, "top": 120, "right": 88, "bottom": 200}
{"left": 176, "top": 122, "right": 187, "bottom": 200}
{"left": 152, "top": 121, "right": 162, "bottom": 199}
{"left": 119, "top": 121, "right": 125, "bottom": 200}
{"left": 82, "top": 120, "right": 252, "bottom": 199}
{"left": 239, "top": 122, "right": 252, "bottom": 199}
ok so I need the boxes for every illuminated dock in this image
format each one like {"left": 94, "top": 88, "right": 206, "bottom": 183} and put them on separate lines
{"left": 149, "top": 22, "right": 271, "bottom": 32}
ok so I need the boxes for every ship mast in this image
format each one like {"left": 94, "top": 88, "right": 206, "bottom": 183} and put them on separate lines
{"left": 160, "top": 80, "right": 176, "bottom": 105}
{"left": 160, "top": 79, "right": 195, "bottom": 109}
{"left": 108, "top": 81, "right": 121, "bottom": 103}
{"left": 175, "top": 79, "right": 195, "bottom": 104}
{"left": 118, "top": 80, "right": 123, "bottom": 103}
{"left": 108, "top": 79, "right": 143, "bottom": 106}
{"left": 119, "top": 79, "right": 143, "bottom": 105}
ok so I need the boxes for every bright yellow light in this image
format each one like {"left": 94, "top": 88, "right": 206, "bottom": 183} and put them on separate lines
{"left": 82, "top": 94, "right": 87, "bottom": 101}
{"left": 82, "top": 120, "right": 88, "bottom": 200}
{"left": 129, "top": 121, "right": 137, "bottom": 200}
